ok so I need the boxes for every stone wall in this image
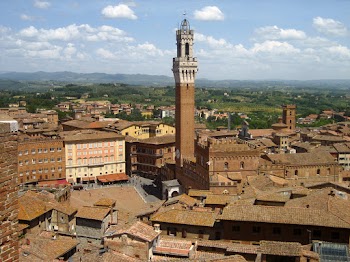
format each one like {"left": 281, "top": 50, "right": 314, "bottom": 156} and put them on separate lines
{"left": 0, "top": 124, "right": 19, "bottom": 262}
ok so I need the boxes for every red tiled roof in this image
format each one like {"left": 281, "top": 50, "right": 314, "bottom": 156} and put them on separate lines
{"left": 153, "top": 238, "right": 193, "bottom": 257}
{"left": 109, "top": 221, "right": 160, "bottom": 242}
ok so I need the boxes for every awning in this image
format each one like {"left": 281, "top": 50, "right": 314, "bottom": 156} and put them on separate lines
{"left": 97, "top": 173, "right": 129, "bottom": 183}
{"left": 82, "top": 177, "right": 95, "bottom": 182}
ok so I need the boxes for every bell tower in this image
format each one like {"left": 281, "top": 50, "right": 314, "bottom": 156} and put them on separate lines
{"left": 173, "top": 18, "right": 198, "bottom": 168}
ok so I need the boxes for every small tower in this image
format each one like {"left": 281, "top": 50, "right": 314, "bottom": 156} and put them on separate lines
{"left": 173, "top": 19, "right": 198, "bottom": 167}
{"left": 282, "top": 104, "right": 296, "bottom": 130}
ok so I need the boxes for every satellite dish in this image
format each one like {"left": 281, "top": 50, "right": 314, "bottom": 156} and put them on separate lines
{"left": 175, "top": 149, "right": 180, "bottom": 159}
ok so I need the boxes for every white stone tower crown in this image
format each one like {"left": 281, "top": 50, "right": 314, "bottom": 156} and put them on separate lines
{"left": 172, "top": 19, "right": 198, "bottom": 84}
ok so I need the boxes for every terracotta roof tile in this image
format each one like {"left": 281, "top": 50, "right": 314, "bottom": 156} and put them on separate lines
{"left": 21, "top": 235, "right": 78, "bottom": 261}
{"left": 259, "top": 241, "right": 302, "bottom": 257}
{"left": 76, "top": 206, "right": 111, "bottom": 221}
{"left": 18, "top": 193, "right": 52, "bottom": 221}
{"left": 151, "top": 209, "right": 217, "bottom": 227}
{"left": 138, "top": 135, "right": 175, "bottom": 145}
{"left": 266, "top": 151, "right": 335, "bottom": 165}
{"left": 205, "top": 194, "right": 235, "bottom": 206}
{"left": 61, "top": 129, "right": 124, "bottom": 142}
{"left": 164, "top": 194, "right": 198, "bottom": 207}
{"left": 108, "top": 221, "right": 160, "bottom": 242}
{"left": 219, "top": 204, "right": 350, "bottom": 228}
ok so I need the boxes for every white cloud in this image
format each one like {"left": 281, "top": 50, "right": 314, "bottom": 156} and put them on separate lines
{"left": 96, "top": 48, "right": 116, "bottom": 59}
{"left": 313, "top": 17, "right": 348, "bottom": 37}
{"left": 20, "top": 14, "right": 35, "bottom": 21}
{"left": 63, "top": 43, "right": 77, "bottom": 59}
{"left": 33, "top": 0, "right": 51, "bottom": 9}
{"left": 19, "top": 24, "right": 133, "bottom": 43}
{"left": 194, "top": 6, "right": 224, "bottom": 21}
{"left": 254, "top": 25, "right": 306, "bottom": 40}
{"left": 326, "top": 45, "right": 350, "bottom": 59}
{"left": 101, "top": 4, "right": 137, "bottom": 20}
{"left": 251, "top": 40, "right": 300, "bottom": 54}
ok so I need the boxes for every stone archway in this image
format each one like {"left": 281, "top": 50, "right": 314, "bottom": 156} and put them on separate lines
{"left": 171, "top": 190, "right": 179, "bottom": 198}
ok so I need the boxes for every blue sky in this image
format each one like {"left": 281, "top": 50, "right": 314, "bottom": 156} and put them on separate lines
{"left": 0, "top": 0, "right": 349, "bottom": 80}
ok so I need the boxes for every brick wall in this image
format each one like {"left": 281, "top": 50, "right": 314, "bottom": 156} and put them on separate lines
{"left": 0, "top": 124, "right": 19, "bottom": 262}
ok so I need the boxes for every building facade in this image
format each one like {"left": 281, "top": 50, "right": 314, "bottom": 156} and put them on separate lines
{"left": 132, "top": 135, "right": 175, "bottom": 179}
{"left": 17, "top": 135, "right": 66, "bottom": 185}
{"left": 61, "top": 130, "right": 125, "bottom": 184}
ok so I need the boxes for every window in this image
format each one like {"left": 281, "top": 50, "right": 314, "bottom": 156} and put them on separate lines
{"left": 252, "top": 226, "right": 261, "bottom": 234}
{"left": 32, "top": 159, "right": 36, "bottom": 164}
{"left": 272, "top": 227, "right": 281, "bottom": 235}
{"left": 57, "top": 147, "right": 62, "bottom": 152}
{"left": 240, "top": 161, "right": 244, "bottom": 169}
{"left": 24, "top": 150, "right": 28, "bottom": 155}
{"left": 50, "top": 158, "right": 55, "bottom": 162}
{"left": 198, "top": 230, "right": 204, "bottom": 239}
{"left": 38, "top": 148, "right": 42, "bottom": 153}
{"left": 67, "top": 144, "right": 72, "bottom": 150}
{"left": 317, "top": 169, "right": 320, "bottom": 175}
{"left": 295, "top": 170, "right": 298, "bottom": 176}
{"left": 110, "top": 142, "right": 114, "bottom": 146}
{"left": 31, "top": 149, "right": 36, "bottom": 154}
{"left": 50, "top": 148, "right": 55, "bottom": 152}
{"left": 44, "top": 148, "right": 48, "bottom": 153}
{"left": 57, "top": 157, "right": 62, "bottom": 162}
{"left": 224, "top": 162, "right": 229, "bottom": 171}
{"left": 18, "top": 151, "right": 22, "bottom": 156}
{"left": 77, "top": 144, "right": 81, "bottom": 149}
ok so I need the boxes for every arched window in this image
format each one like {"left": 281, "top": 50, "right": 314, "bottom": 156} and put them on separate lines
{"left": 295, "top": 170, "right": 298, "bottom": 176}
{"left": 224, "top": 162, "right": 228, "bottom": 171}
{"left": 185, "top": 43, "right": 189, "bottom": 56}
{"left": 240, "top": 161, "right": 244, "bottom": 169}
{"left": 317, "top": 169, "right": 320, "bottom": 175}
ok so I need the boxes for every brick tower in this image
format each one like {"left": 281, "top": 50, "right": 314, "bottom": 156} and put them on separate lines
{"left": 282, "top": 104, "right": 296, "bottom": 130}
{"left": 0, "top": 123, "right": 19, "bottom": 262}
{"left": 172, "top": 18, "right": 198, "bottom": 168}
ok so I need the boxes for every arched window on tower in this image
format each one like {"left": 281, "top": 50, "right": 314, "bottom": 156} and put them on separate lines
{"left": 240, "top": 161, "right": 244, "bottom": 169}
{"left": 177, "top": 43, "right": 181, "bottom": 57}
{"left": 185, "top": 43, "right": 189, "bottom": 56}
{"left": 317, "top": 168, "right": 320, "bottom": 175}
{"left": 224, "top": 162, "right": 228, "bottom": 171}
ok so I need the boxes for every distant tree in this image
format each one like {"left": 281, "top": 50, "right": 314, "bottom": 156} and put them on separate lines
{"left": 162, "top": 117, "right": 175, "bottom": 126}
